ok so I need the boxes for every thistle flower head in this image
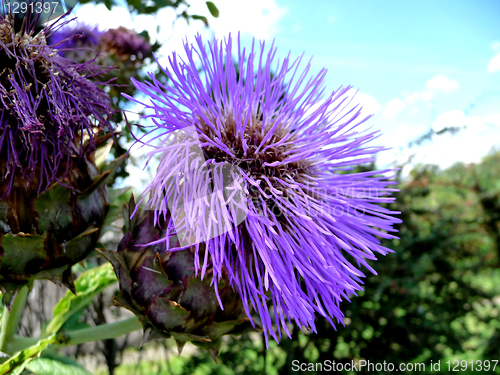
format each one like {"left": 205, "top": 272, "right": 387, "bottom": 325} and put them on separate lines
{"left": 50, "top": 22, "right": 102, "bottom": 54}
{"left": 0, "top": 12, "right": 113, "bottom": 194}
{"left": 126, "top": 34, "right": 401, "bottom": 344}
{"left": 99, "top": 26, "right": 150, "bottom": 60}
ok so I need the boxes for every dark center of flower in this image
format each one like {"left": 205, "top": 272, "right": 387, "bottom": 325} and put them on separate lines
{"left": 200, "top": 113, "right": 314, "bottom": 222}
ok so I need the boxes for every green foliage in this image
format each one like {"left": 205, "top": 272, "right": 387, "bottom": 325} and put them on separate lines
{"left": 162, "top": 151, "right": 500, "bottom": 374}
{"left": 0, "top": 336, "right": 55, "bottom": 375}
{"left": 44, "top": 263, "right": 117, "bottom": 336}
{"left": 206, "top": 2, "right": 219, "bottom": 18}
{"left": 26, "top": 357, "right": 92, "bottom": 375}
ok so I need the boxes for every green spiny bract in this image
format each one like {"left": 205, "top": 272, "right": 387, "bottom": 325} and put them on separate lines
{"left": 0, "top": 135, "right": 117, "bottom": 307}
{"left": 102, "top": 196, "right": 259, "bottom": 363}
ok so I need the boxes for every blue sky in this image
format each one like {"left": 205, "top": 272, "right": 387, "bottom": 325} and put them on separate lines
{"left": 273, "top": 0, "right": 499, "bottom": 104}
{"left": 267, "top": 0, "right": 500, "bottom": 169}
{"left": 74, "top": 0, "right": 500, "bottom": 172}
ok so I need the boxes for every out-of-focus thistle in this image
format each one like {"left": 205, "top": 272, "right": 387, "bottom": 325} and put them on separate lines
{"left": 102, "top": 196, "right": 258, "bottom": 362}
{"left": 50, "top": 22, "right": 102, "bottom": 62}
{"left": 99, "top": 26, "right": 150, "bottom": 62}
{"left": 97, "top": 26, "right": 151, "bottom": 100}
{"left": 51, "top": 23, "right": 152, "bottom": 103}
{"left": 0, "top": 10, "right": 116, "bottom": 305}
{"left": 124, "top": 34, "right": 402, "bottom": 344}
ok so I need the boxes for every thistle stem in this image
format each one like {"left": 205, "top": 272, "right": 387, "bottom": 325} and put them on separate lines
{"left": 3, "top": 317, "right": 141, "bottom": 356}
{"left": 0, "top": 286, "right": 29, "bottom": 354}
{"left": 55, "top": 317, "right": 141, "bottom": 348}
{"left": 3, "top": 335, "right": 39, "bottom": 355}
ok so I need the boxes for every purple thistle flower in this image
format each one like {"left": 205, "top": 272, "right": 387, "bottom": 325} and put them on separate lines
{"left": 99, "top": 27, "right": 150, "bottom": 60}
{"left": 125, "top": 34, "right": 401, "bottom": 344}
{"left": 0, "top": 14, "right": 113, "bottom": 194}
{"left": 49, "top": 21, "right": 102, "bottom": 56}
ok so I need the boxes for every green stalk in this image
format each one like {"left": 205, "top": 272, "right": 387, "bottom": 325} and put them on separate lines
{"left": 55, "top": 317, "right": 141, "bottom": 348}
{"left": 3, "top": 335, "right": 40, "bottom": 355}
{"left": 3, "top": 317, "right": 141, "bottom": 356}
{"left": 0, "top": 286, "right": 29, "bottom": 354}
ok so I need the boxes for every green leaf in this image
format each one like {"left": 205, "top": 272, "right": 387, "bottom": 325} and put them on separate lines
{"left": 0, "top": 337, "right": 54, "bottom": 375}
{"left": 155, "top": 0, "right": 176, "bottom": 8}
{"left": 206, "top": 1, "right": 219, "bottom": 17}
{"left": 103, "top": 0, "right": 113, "bottom": 10}
{"left": 44, "top": 263, "right": 117, "bottom": 336}
{"left": 34, "top": 184, "right": 72, "bottom": 233}
{"left": 27, "top": 358, "right": 92, "bottom": 375}
{"left": 108, "top": 187, "right": 132, "bottom": 205}
{"left": 101, "top": 153, "right": 128, "bottom": 186}
{"left": 60, "top": 304, "right": 91, "bottom": 332}
{"left": 0, "top": 233, "right": 47, "bottom": 275}
{"left": 192, "top": 338, "right": 222, "bottom": 363}
{"left": 94, "top": 140, "right": 114, "bottom": 168}
{"left": 101, "top": 203, "right": 122, "bottom": 230}
{"left": 192, "top": 14, "right": 209, "bottom": 27}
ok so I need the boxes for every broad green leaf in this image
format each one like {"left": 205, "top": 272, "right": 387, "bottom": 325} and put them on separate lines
{"left": 0, "top": 233, "right": 47, "bottom": 275}
{"left": 27, "top": 357, "right": 92, "bottom": 375}
{"left": 206, "top": 1, "right": 219, "bottom": 17}
{"left": 44, "top": 263, "right": 117, "bottom": 336}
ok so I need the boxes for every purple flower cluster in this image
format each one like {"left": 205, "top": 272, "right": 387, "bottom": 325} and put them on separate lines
{"left": 0, "top": 14, "right": 113, "bottom": 194}
{"left": 49, "top": 22, "right": 102, "bottom": 53}
{"left": 99, "top": 26, "right": 150, "bottom": 60}
{"left": 126, "top": 34, "right": 401, "bottom": 344}
{"left": 50, "top": 23, "right": 150, "bottom": 62}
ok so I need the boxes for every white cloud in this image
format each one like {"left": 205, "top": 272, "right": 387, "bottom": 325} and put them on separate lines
{"left": 418, "top": 121, "right": 497, "bottom": 169}
{"left": 386, "top": 123, "right": 425, "bottom": 150}
{"left": 431, "top": 110, "right": 487, "bottom": 133}
{"left": 487, "top": 52, "right": 500, "bottom": 73}
{"left": 485, "top": 113, "right": 500, "bottom": 127}
{"left": 431, "top": 110, "right": 466, "bottom": 132}
{"left": 378, "top": 110, "right": 500, "bottom": 171}
{"left": 402, "top": 75, "right": 458, "bottom": 107}
{"left": 73, "top": 3, "right": 134, "bottom": 29}
{"left": 382, "top": 98, "right": 406, "bottom": 119}
{"left": 354, "top": 93, "right": 381, "bottom": 116}
{"left": 404, "top": 90, "right": 434, "bottom": 104}
{"left": 190, "top": 0, "right": 287, "bottom": 40}
{"left": 407, "top": 110, "right": 500, "bottom": 169}
{"left": 425, "top": 74, "right": 459, "bottom": 92}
